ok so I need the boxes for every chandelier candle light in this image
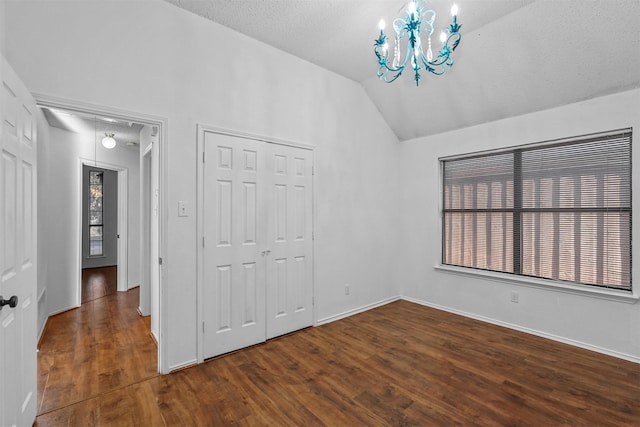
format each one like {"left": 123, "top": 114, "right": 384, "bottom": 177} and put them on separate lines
{"left": 375, "top": 0, "right": 461, "bottom": 86}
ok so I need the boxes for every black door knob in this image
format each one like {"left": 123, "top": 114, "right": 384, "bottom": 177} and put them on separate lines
{"left": 0, "top": 295, "right": 18, "bottom": 310}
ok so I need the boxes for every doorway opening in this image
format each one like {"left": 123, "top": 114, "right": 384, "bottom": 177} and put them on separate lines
{"left": 77, "top": 157, "right": 130, "bottom": 296}
{"left": 81, "top": 164, "right": 119, "bottom": 303}
{"left": 34, "top": 93, "right": 170, "bottom": 366}
{"left": 35, "top": 95, "right": 167, "bottom": 376}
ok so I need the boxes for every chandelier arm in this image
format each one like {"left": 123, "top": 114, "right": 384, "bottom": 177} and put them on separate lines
{"left": 424, "top": 63, "right": 446, "bottom": 76}
{"left": 393, "top": 17, "right": 410, "bottom": 67}
{"left": 423, "top": 58, "right": 451, "bottom": 75}
{"left": 425, "top": 32, "right": 460, "bottom": 67}
{"left": 427, "top": 54, "right": 450, "bottom": 68}
{"left": 422, "top": 9, "right": 436, "bottom": 37}
{"left": 448, "top": 32, "right": 461, "bottom": 52}
{"left": 375, "top": 44, "right": 406, "bottom": 82}
{"left": 378, "top": 67, "right": 403, "bottom": 83}
{"left": 377, "top": 57, "right": 404, "bottom": 83}
{"left": 375, "top": 46, "right": 407, "bottom": 74}
{"left": 393, "top": 17, "right": 407, "bottom": 37}
{"left": 374, "top": 30, "right": 413, "bottom": 75}
{"left": 418, "top": 53, "right": 439, "bottom": 75}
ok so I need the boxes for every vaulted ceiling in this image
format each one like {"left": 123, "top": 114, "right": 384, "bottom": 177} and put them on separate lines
{"left": 165, "top": 0, "right": 640, "bottom": 141}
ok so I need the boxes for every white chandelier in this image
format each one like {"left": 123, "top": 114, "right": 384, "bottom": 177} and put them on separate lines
{"left": 374, "top": 0, "right": 461, "bottom": 86}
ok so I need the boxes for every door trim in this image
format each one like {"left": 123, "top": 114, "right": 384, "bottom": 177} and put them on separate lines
{"left": 196, "top": 124, "right": 316, "bottom": 363}
{"left": 33, "top": 94, "right": 170, "bottom": 374}
{"left": 199, "top": 125, "right": 316, "bottom": 150}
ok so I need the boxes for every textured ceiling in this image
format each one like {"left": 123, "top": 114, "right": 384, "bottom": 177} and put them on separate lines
{"left": 164, "top": 0, "right": 640, "bottom": 140}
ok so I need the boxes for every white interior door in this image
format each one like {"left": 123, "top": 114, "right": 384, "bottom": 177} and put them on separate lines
{"left": 0, "top": 56, "right": 38, "bottom": 426}
{"left": 201, "top": 131, "right": 314, "bottom": 359}
{"left": 203, "top": 133, "right": 268, "bottom": 357}
{"left": 266, "top": 145, "right": 314, "bottom": 339}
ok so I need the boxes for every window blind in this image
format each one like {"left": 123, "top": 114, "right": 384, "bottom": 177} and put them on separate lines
{"left": 442, "top": 130, "right": 632, "bottom": 291}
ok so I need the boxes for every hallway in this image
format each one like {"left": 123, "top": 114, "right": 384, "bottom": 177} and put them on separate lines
{"left": 37, "top": 267, "right": 158, "bottom": 416}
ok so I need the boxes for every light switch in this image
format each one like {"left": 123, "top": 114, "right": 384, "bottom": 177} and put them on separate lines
{"left": 178, "top": 201, "right": 189, "bottom": 217}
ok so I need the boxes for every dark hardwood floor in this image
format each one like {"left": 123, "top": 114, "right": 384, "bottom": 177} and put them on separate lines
{"left": 36, "top": 295, "right": 640, "bottom": 426}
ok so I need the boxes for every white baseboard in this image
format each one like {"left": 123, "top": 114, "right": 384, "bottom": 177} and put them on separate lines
{"left": 37, "top": 289, "right": 47, "bottom": 343}
{"left": 45, "top": 304, "right": 81, "bottom": 318}
{"left": 37, "top": 317, "right": 47, "bottom": 340}
{"left": 402, "top": 296, "right": 640, "bottom": 364}
{"left": 316, "top": 295, "right": 401, "bottom": 326}
{"left": 37, "top": 316, "right": 48, "bottom": 348}
{"left": 168, "top": 358, "right": 198, "bottom": 373}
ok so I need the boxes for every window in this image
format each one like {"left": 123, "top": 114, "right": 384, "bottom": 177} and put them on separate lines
{"left": 89, "top": 170, "right": 104, "bottom": 257}
{"left": 442, "top": 130, "right": 632, "bottom": 291}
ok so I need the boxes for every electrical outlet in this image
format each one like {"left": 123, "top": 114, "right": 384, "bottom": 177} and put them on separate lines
{"left": 345, "top": 284, "right": 351, "bottom": 296}
{"left": 510, "top": 290, "right": 519, "bottom": 303}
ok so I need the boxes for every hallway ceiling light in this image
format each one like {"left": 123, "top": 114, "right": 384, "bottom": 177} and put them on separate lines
{"left": 374, "top": 1, "right": 461, "bottom": 86}
{"left": 102, "top": 133, "right": 116, "bottom": 149}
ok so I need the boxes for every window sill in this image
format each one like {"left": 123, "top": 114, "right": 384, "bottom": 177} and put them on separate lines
{"left": 434, "top": 264, "right": 639, "bottom": 304}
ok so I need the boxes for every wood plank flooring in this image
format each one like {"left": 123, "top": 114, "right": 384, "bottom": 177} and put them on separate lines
{"left": 81, "top": 266, "right": 118, "bottom": 304}
{"left": 36, "top": 297, "right": 640, "bottom": 426}
{"left": 37, "top": 267, "right": 158, "bottom": 417}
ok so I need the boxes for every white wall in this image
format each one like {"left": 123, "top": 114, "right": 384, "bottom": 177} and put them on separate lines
{"left": 38, "top": 126, "right": 140, "bottom": 316}
{"left": 126, "top": 147, "right": 141, "bottom": 290}
{"left": 5, "top": 1, "right": 400, "bottom": 370}
{"left": 138, "top": 126, "right": 152, "bottom": 317}
{"left": 0, "top": 1, "right": 5, "bottom": 57}
{"left": 399, "top": 89, "right": 640, "bottom": 361}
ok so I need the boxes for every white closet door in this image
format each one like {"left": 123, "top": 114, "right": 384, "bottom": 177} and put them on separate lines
{"left": 0, "top": 55, "right": 38, "bottom": 427}
{"left": 266, "top": 145, "right": 314, "bottom": 339}
{"left": 201, "top": 131, "right": 314, "bottom": 359}
{"left": 202, "top": 132, "right": 267, "bottom": 358}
